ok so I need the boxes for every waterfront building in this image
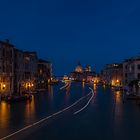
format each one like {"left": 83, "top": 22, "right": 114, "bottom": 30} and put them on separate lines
{"left": 0, "top": 39, "right": 52, "bottom": 96}
{"left": 70, "top": 62, "right": 83, "bottom": 81}
{"left": 85, "top": 65, "right": 91, "bottom": 72}
{"left": 75, "top": 62, "right": 83, "bottom": 73}
{"left": 123, "top": 56, "right": 140, "bottom": 85}
{"left": 37, "top": 59, "right": 52, "bottom": 89}
{"left": 21, "top": 51, "right": 38, "bottom": 93}
{"left": 0, "top": 40, "right": 15, "bottom": 96}
{"left": 14, "top": 48, "right": 25, "bottom": 95}
{"left": 123, "top": 56, "right": 140, "bottom": 94}
{"left": 102, "top": 63, "right": 123, "bottom": 87}
{"left": 70, "top": 63, "right": 98, "bottom": 83}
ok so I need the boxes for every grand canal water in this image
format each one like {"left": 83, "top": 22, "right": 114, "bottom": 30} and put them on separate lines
{"left": 1, "top": 82, "right": 140, "bottom": 140}
{"left": 0, "top": 82, "right": 90, "bottom": 139}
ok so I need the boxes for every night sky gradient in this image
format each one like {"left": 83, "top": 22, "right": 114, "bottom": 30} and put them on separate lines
{"left": 0, "top": 0, "right": 140, "bottom": 75}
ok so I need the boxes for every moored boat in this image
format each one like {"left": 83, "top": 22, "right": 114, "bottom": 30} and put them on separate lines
{"left": 4, "top": 95, "right": 32, "bottom": 102}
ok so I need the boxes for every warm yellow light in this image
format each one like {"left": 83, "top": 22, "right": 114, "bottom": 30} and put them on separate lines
{"left": 116, "top": 80, "right": 119, "bottom": 83}
{"left": 3, "top": 84, "right": 6, "bottom": 88}
{"left": 82, "top": 79, "right": 85, "bottom": 82}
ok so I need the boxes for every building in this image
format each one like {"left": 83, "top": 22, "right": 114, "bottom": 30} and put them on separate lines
{"left": 70, "top": 63, "right": 98, "bottom": 83}
{"left": 13, "top": 48, "right": 24, "bottom": 95}
{"left": 21, "top": 52, "right": 38, "bottom": 93}
{"left": 122, "top": 56, "right": 140, "bottom": 95}
{"left": 0, "top": 39, "right": 53, "bottom": 97}
{"left": 0, "top": 40, "right": 15, "bottom": 96}
{"left": 123, "top": 56, "right": 140, "bottom": 86}
{"left": 37, "top": 59, "right": 52, "bottom": 89}
{"left": 13, "top": 50, "right": 38, "bottom": 94}
{"left": 102, "top": 63, "right": 123, "bottom": 87}
{"left": 71, "top": 62, "right": 83, "bottom": 81}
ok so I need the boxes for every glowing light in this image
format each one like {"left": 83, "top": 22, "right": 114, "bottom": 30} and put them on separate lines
{"left": 82, "top": 81, "right": 85, "bottom": 88}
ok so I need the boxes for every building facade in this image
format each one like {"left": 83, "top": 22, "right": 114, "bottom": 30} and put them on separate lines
{"left": 102, "top": 63, "right": 123, "bottom": 87}
{"left": 21, "top": 52, "right": 38, "bottom": 93}
{"left": 0, "top": 40, "right": 52, "bottom": 96}
{"left": 122, "top": 56, "right": 140, "bottom": 95}
{"left": 123, "top": 56, "right": 140, "bottom": 86}
{"left": 37, "top": 59, "right": 52, "bottom": 89}
{"left": 0, "top": 40, "right": 15, "bottom": 96}
{"left": 70, "top": 63, "right": 99, "bottom": 83}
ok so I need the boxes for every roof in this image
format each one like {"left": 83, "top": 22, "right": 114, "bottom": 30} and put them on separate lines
{"left": 38, "top": 59, "right": 51, "bottom": 64}
{"left": 0, "top": 40, "right": 15, "bottom": 48}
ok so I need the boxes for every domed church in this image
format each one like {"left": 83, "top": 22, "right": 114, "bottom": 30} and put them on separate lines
{"left": 75, "top": 62, "right": 83, "bottom": 73}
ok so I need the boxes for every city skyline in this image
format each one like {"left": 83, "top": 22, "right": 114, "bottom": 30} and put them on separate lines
{"left": 0, "top": 0, "right": 140, "bottom": 75}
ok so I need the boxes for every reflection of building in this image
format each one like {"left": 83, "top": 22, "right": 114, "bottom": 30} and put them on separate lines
{"left": 0, "top": 40, "right": 15, "bottom": 95}
{"left": 102, "top": 63, "right": 123, "bottom": 86}
{"left": 37, "top": 59, "right": 52, "bottom": 89}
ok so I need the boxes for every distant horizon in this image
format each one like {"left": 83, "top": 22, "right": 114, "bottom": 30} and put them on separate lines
{"left": 1, "top": 38, "right": 140, "bottom": 76}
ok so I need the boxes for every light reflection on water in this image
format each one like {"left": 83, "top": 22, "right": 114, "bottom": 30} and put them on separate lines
{"left": 115, "top": 91, "right": 121, "bottom": 103}
{"left": 24, "top": 96, "right": 35, "bottom": 123}
{"left": 93, "top": 84, "right": 97, "bottom": 91}
{"left": 114, "top": 90, "right": 122, "bottom": 116}
{"left": 82, "top": 82, "right": 85, "bottom": 88}
{"left": 48, "top": 85, "right": 54, "bottom": 101}
{"left": 113, "top": 90, "right": 124, "bottom": 133}
{"left": 0, "top": 102, "right": 10, "bottom": 128}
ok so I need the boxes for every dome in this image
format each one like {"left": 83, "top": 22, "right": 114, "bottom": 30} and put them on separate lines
{"left": 75, "top": 65, "right": 83, "bottom": 73}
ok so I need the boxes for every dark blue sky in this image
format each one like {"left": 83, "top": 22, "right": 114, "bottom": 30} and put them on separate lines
{"left": 0, "top": 0, "right": 140, "bottom": 75}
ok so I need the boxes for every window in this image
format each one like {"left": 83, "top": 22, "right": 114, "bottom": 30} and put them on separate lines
{"left": 3, "top": 49, "right": 5, "bottom": 57}
{"left": 138, "top": 73, "right": 140, "bottom": 79}
{"left": 125, "top": 73, "right": 127, "bottom": 77}
{"left": 125, "top": 80, "right": 128, "bottom": 84}
{"left": 137, "top": 64, "right": 140, "bottom": 70}
{"left": 125, "top": 65, "right": 127, "bottom": 70}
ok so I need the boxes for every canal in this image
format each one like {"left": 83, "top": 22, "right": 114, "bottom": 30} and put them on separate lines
{"left": 0, "top": 82, "right": 90, "bottom": 139}
{"left": 1, "top": 82, "right": 140, "bottom": 140}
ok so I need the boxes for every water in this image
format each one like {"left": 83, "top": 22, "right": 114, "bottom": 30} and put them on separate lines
{"left": 0, "top": 82, "right": 90, "bottom": 138}
{"left": 24, "top": 85, "right": 140, "bottom": 140}
{"left": 1, "top": 83, "right": 140, "bottom": 140}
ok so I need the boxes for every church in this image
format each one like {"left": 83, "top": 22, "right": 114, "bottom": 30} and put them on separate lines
{"left": 70, "top": 62, "right": 99, "bottom": 83}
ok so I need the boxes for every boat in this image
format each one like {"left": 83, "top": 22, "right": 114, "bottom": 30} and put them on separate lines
{"left": 126, "top": 94, "right": 140, "bottom": 100}
{"left": 4, "top": 95, "right": 32, "bottom": 102}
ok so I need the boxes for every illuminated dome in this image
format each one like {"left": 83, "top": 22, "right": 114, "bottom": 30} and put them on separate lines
{"left": 75, "top": 63, "right": 83, "bottom": 73}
